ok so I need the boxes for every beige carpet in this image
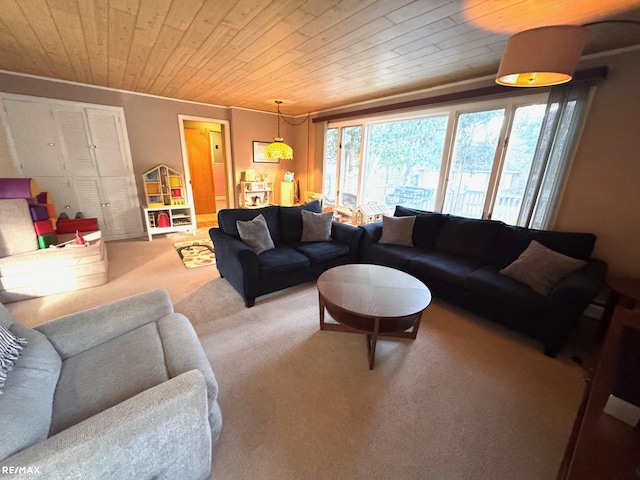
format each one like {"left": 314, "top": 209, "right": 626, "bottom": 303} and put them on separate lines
{"left": 6, "top": 231, "right": 585, "bottom": 480}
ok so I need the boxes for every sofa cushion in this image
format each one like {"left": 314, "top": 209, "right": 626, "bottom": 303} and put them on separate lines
{"left": 364, "top": 243, "right": 428, "bottom": 270}
{"left": 379, "top": 215, "right": 415, "bottom": 246}
{"left": 435, "top": 215, "right": 502, "bottom": 260}
{"left": 50, "top": 322, "right": 169, "bottom": 436}
{"left": 301, "top": 210, "right": 333, "bottom": 242}
{"left": 408, "top": 251, "right": 483, "bottom": 287}
{"left": 292, "top": 241, "right": 349, "bottom": 265}
{"left": 0, "top": 323, "right": 61, "bottom": 460}
{"left": 279, "top": 200, "right": 322, "bottom": 244}
{"left": 0, "top": 199, "right": 39, "bottom": 258}
{"left": 218, "top": 205, "right": 281, "bottom": 244}
{"left": 466, "top": 265, "right": 546, "bottom": 312}
{"left": 236, "top": 214, "right": 275, "bottom": 255}
{"left": 483, "top": 224, "right": 597, "bottom": 268}
{"left": 482, "top": 224, "right": 536, "bottom": 268}
{"left": 533, "top": 231, "right": 596, "bottom": 261}
{"left": 394, "top": 206, "right": 445, "bottom": 249}
{"left": 500, "top": 240, "right": 587, "bottom": 295}
{"left": 257, "top": 246, "right": 310, "bottom": 278}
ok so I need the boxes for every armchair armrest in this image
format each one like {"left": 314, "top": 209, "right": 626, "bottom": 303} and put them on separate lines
{"left": 331, "top": 221, "right": 362, "bottom": 261}
{"left": 35, "top": 289, "right": 174, "bottom": 359}
{"left": 0, "top": 370, "right": 212, "bottom": 480}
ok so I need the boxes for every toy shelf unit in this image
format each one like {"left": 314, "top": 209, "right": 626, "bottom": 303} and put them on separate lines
{"left": 142, "top": 165, "right": 194, "bottom": 240}
{"left": 143, "top": 205, "right": 195, "bottom": 241}
{"left": 142, "top": 164, "right": 187, "bottom": 207}
{"left": 240, "top": 181, "right": 273, "bottom": 208}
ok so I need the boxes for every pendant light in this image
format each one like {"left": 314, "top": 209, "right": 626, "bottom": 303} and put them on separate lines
{"left": 264, "top": 100, "right": 293, "bottom": 160}
{"left": 496, "top": 25, "right": 589, "bottom": 87}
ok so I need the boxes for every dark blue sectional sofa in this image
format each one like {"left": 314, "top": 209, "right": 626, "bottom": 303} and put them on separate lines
{"left": 209, "top": 201, "right": 362, "bottom": 307}
{"left": 359, "top": 206, "right": 607, "bottom": 357}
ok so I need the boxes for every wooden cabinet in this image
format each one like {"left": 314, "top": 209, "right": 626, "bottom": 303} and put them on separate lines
{"left": 240, "top": 181, "right": 273, "bottom": 208}
{"left": 0, "top": 94, "right": 143, "bottom": 241}
{"left": 280, "top": 181, "right": 295, "bottom": 206}
{"left": 558, "top": 306, "right": 640, "bottom": 479}
{"left": 144, "top": 206, "right": 195, "bottom": 241}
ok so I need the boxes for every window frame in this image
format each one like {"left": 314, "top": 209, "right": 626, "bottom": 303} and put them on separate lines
{"left": 324, "top": 92, "right": 551, "bottom": 224}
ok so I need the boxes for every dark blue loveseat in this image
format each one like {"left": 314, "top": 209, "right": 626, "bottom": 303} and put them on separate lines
{"left": 210, "top": 201, "right": 362, "bottom": 307}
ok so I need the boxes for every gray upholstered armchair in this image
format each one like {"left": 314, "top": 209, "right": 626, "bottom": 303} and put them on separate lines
{"left": 0, "top": 289, "right": 222, "bottom": 480}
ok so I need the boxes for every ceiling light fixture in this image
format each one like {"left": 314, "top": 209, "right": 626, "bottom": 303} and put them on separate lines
{"left": 264, "top": 100, "right": 293, "bottom": 160}
{"left": 496, "top": 20, "right": 640, "bottom": 87}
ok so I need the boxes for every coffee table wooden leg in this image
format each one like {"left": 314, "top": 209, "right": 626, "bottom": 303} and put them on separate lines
{"left": 318, "top": 292, "right": 325, "bottom": 330}
{"left": 367, "top": 318, "right": 380, "bottom": 370}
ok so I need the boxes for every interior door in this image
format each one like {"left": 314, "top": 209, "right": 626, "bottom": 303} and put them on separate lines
{"left": 185, "top": 128, "right": 216, "bottom": 214}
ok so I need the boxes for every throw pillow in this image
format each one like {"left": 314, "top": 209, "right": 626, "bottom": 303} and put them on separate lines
{"left": 0, "top": 323, "right": 27, "bottom": 394}
{"left": 499, "top": 240, "right": 587, "bottom": 295}
{"left": 301, "top": 210, "right": 333, "bottom": 242}
{"left": 379, "top": 215, "right": 415, "bottom": 247}
{"left": 236, "top": 214, "right": 275, "bottom": 255}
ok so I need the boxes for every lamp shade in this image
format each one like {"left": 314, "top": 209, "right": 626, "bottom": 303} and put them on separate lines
{"left": 496, "top": 25, "right": 589, "bottom": 87}
{"left": 264, "top": 138, "right": 293, "bottom": 160}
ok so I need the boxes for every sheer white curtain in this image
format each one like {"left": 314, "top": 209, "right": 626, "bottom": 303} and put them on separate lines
{"left": 517, "top": 82, "right": 594, "bottom": 229}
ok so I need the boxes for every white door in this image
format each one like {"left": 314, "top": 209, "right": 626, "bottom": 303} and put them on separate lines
{"left": 53, "top": 106, "right": 98, "bottom": 177}
{"left": 2, "top": 99, "right": 65, "bottom": 177}
{"left": 86, "top": 109, "right": 131, "bottom": 177}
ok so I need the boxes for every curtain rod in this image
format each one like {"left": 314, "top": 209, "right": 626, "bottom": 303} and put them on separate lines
{"left": 312, "top": 66, "right": 607, "bottom": 124}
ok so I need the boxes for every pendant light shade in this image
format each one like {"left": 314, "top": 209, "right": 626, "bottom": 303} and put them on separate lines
{"left": 496, "top": 25, "right": 589, "bottom": 87}
{"left": 265, "top": 101, "right": 293, "bottom": 160}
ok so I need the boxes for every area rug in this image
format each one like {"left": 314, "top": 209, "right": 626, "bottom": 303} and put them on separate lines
{"left": 173, "top": 239, "right": 215, "bottom": 269}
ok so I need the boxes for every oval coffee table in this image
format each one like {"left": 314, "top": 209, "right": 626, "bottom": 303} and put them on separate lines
{"left": 317, "top": 264, "right": 432, "bottom": 370}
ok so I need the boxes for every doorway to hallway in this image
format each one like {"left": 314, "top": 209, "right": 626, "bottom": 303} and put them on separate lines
{"left": 178, "top": 116, "right": 234, "bottom": 228}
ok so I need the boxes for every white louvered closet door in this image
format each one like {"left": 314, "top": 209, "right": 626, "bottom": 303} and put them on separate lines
{"left": 68, "top": 177, "right": 107, "bottom": 231}
{"left": 86, "top": 109, "right": 131, "bottom": 177}
{"left": 0, "top": 94, "right": 143, "bottom": 240}
{"left": 2, "top": 99, "right": 65, "bottom": 177}
{"left": 53, "top": 107, "right": 98, "bottom": 177}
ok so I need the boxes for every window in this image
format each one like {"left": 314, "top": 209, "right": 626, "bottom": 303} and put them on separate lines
{"left": 322, "top": 87, "right": 589, "bottom": 229}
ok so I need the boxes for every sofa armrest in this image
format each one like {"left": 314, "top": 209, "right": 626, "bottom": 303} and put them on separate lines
{"left": 548, "top": 258, "right": 607, "bottom": 305}
{"left": 0, "top": 370, "right": 212, "bottom": 480}
{"left": 358, "top": 222, "right": 382, "bottom": 261}
{"left": 209, "top": 227, "right": 259, "bottom": 275}
{"left": 331, "top": 221, "right": 362, "bottom": 260}
{"left": 539, "top": 259, "right": 608, "bottom": 355}
{"left": 35, "top": 289, "right": 174, "bottom": 359}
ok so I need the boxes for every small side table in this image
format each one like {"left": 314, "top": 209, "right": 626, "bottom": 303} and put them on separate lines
{"left": 597, "top": 277, "right": 640, "bottom": 342}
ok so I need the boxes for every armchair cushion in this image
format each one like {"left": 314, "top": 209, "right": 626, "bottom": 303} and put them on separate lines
{"left": 50, "top": 322, "right": 169, "bottom": 436}
{"left": 0, "top": 323, "right": 61, "bottom": 460}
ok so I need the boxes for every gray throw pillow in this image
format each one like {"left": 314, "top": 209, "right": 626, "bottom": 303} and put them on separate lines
{"left": 236, "top": 214, "right": 275, "bottom": 254}
{"left": 0, "top": 323, "right": 27, "bottom": 394}
{"left": 379, "top": 215, "right": 415, "bottom": 246}
{"left": 301, "top": 210, "right": 333, "bottom": 242}
{"left": 500, "top": 240, "right": 587, "bottom": 295}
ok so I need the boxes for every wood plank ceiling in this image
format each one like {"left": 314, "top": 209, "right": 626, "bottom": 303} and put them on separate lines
{"left": 1, "top": 0, "right": 640, "bottom": 115}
